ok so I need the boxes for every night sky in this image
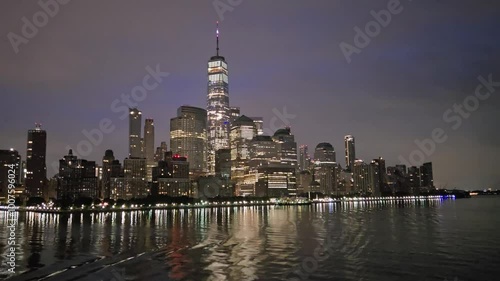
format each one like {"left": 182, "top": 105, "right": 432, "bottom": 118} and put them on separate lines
{"left": 1, "top": 0, "right": 499, "bottom": 189}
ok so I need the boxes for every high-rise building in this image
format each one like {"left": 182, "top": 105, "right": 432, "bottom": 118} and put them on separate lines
{"left": 170, "top": 106, "right": 207, "bottom": 178}
{"left": 102, "top": 150, "right": 123, "bottom": 199}
{"left": 230, "top": 115, "right": 256, "bottom": 193}
{"left": 215, "top": 148, "right": 231, "bottom": 178}
{"left": 314, "top": 143, "right": 336, "bottom": 163}
{"left": 230, "top": 107, "right": 241, "bottom": 123}
{"left": 0, "top": 149, "right": 22, "bottom": 202}
{"left": 154, "top": 141, "right": 168, "bottom": 162}
{"left": 129, "top": 108, "right": 142, "bottom": 158}
{"left": 371, "top": 157, "right": 387, "bottom": 196}
{"left": 58, "top": 149, "right": 98, "bottom": 201}
{"left": 344, "top": 135, "right": 355, "bottom": 172}
{"left": 250, "top": 117, "right": 264, "bottom": 136}
{"left": 298, "top": 145, "right": 311, "bottom": 172}
{"left": 272, "top": 127, "right": 298, "bottom": 169}
{"left": 408, "top": 166, "right": 421, "bottom": 191}
{"left": 143, "top": 119, "right": 155, "bottom": 162}
{"left": 26, "top": 124, "right": 47, "bottom": 198}
{"left": 123, "top": 158, "right": 147, "bottom": 199}
{"left": 420, "top": 162, "right": 434, "bottom": 189}
{"left": 207, "top": 23, "right": 230, "bottom": 174}
{"left": 152, "top": 152, "right": 191, "bottom": 197}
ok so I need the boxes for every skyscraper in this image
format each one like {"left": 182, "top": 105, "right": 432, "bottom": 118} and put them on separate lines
{"left": 143, "top": 119, "right": 155, "bottom": 163}
{"left": 344, "top": 135, "right": 355, "bottom": 172}
{"left": 0, "top": 149, "right": 21, "bottom": 201}
{"left": 272, "top": 127, "right": 298, "bottom": 169}
{"left": 58, "top": 149, "right": 98, "bottom": 200}
{"left": 230, "top": 115, "right": 256, "bottom": 193}
{"left": 170, "top": 106, "right": 207, "bottom": 178}
{"left": 154, "top": 141, "right": 168, "bottom": 162}
{"left": 26, "top": 124, "right": 47, "bottom": 198}
{"left": 129, "top": 108, "right": 142, "bottom": 158}
{"left": 207, "top": 22, "right": 230, "bottom": 174}
{"left": 314, "top": 143, "right": 336, "bottom": 163}
{"left": 420, "top": 162, "right": 434, "bottom": 188}
{"left": 298, "top": 145, "right": 310, "bottom": 172}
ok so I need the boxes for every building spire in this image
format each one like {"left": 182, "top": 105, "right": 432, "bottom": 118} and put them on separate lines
{"left": 216, "top": 21, "right": 220, "bottom": 56}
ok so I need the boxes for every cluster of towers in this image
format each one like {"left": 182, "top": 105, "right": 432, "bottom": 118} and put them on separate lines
{"left": 0, "top": 25, "right": 434, "bottom": 203}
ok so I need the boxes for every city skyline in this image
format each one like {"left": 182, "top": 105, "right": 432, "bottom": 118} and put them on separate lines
{"left": 1, "top": 1, "right": 499, "bottom": 189}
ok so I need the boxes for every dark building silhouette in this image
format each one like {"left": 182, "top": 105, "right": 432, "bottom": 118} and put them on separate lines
{"left": 26, "top": 124, "right": 47, "bottom": 198}
{"left": 58, "top": 149, "right": 98, "bottom": 201}
{"left": 0, "top": 149, "right": 22, "bottom": 201}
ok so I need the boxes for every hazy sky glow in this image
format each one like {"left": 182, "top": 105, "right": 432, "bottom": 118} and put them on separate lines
{"left": 0, "top": 0, "right": 499, "bottom": 189}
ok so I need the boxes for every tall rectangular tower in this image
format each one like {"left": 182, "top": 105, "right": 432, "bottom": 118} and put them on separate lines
{"left": 207, "top": 22, "right": 230, "bottom": 174}
{"left": 344, "top": 135, "right": 355, "bottom": 172}
{"left": 129, "top": 108, "right": 142, "bottom": 158}
{"left": 26, "top": 123, "right": 46, "bottom": 197}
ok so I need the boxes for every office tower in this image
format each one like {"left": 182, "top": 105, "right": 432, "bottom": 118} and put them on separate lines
{"left": 152, "top": 152, "right": 191, "bottom": 197}
{"left": 101, "top": 150, "right": 123, "bottom": 199}
{"left": 230, "top": 115, "right": 256, "bottom": 194}
{"left": 298, "top": 145, "right": 311, "bottom": 172}
{"left": 0, "top": 149, "right": 22, "bottom": 201}
{"left": 344, "top": 135, "right": 355, "bottom": 172}
{"left": 272, "top": 127, "right": 298, "bottom": 169}
{"left": 143, "top": 118, "right": 155, "bottom": 182}
{"left": 215, "top": 148, "right": 231, "bottom": 178}
{"left": 207, "top": 23, "right": 230, "bottom": 174}
{"left": 298, "top": 170, "right": 312, "bottom": 194}
{"left": 407, "top": 166, "right": 421, "bottom": 192}
{"left": 170, "top": 106, "right": 207, "bottom": 178}
{"left": 370, "top": 157, "right": 387, "bottom": 196}
{"left": 352, "top": 160, "right": 380, "bottom": 196}
{"left": 396, "top": 164, "right": 407, "bottom": 176}
{"left": 129, "top": 108, "right": 142, "bottom": 158}
{"left": 143, "top": 119, "right": 155, "bottom": 162}
{"left": 249, "top": 135, "right": 280, "bottom": 169}
{"left": 58, "top": 149, "right": 98, "bottom": 201}
{"left": 123, "top": 158, "right": 147, "bottom": 199}
{"left": 230, "top": 107, "right": 241, "bottom": 123}
{"left": 314, "top": 143, "right": 336, "bottom": 163}
{"left": 250, "top": 117, "right": 264, "bottom": 136}
{"left": 26, "top": 123, "right": 47, "bottom": 198}
{"left": 102, "top": 149, "right": 115, "bottom": 198}
{"left": 154, "top": 141, "right": 168, "bottom": 162}
{"left": 419, "top": 162, "right": 434, "bottom": 188}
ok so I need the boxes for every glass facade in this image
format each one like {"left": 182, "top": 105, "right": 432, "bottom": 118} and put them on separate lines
{"left": 207, "top": 56, "right": 230, "bottom": 175}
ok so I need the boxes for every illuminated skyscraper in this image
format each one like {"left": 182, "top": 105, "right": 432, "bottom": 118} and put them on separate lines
{"left": 129, "top": 108, "right": 142, "bottom": 158}
{"left": 298, "top": 145, "right": 310, "bottom": 172}
{"left": 230, "top": 115, "right": 256, "bottom": 194}
{"left": 314, "top": 143, "right": 336, "bottom": 163}
{"left": 344, "top": 135, "right": 355, "bottom": 172}
{"left": 170, "top": 106, "right": 207, "bottom": 178}
{"left": 143, "top": 119, "right": 155, "bottom": 163}
{"left": 26, "top": 123, "right": 46, "bottom": 198}
{"left": 207, "top": 22, "right": 230, "bottom": 174}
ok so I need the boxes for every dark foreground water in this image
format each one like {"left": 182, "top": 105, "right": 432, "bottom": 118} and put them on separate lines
{"left": 1, "top": 197, "right": 499, "bottom": 281}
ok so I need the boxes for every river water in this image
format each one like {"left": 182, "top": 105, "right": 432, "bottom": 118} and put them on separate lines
{"left": 1, "top": 197, "right": 499, "bottom": 280}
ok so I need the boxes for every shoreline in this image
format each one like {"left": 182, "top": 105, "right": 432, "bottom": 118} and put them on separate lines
{"left": 0, "top": 195, "right": 457, "bottom": 214}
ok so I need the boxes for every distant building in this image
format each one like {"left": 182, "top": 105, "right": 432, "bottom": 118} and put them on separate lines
{"left": 249, "top": 117, "right": 264, "bottom": 136}
{"left": 129, "top": 108, "right": 143, "bottom": 158}
{"left": 407, "top": 166, "right": 421, "bottom": 192}
{"left": 344, "top": 135, "right": 355, "bottom": 172}
{"left": 58, "top": 149, "right": 98, "bottom": 201}
{"left": 370, "top": 157, "right": 387, "bottom": 196}
{"left": 102, "top": 150, "right": 123, "bottom": 199}
{"left": 26, "top": 124, "right": 47, "bottom": 198}
{"left": 298, "top": 145, "right": 311, "bottom": 172}
{"left": 230, "top": 115, "right": 257, "bottom": 194}
{"left": 298, "top": 170, "right": 312, "bottom": 194}
{"left": 420, "top": 162, "right": 434, "bottom": 189}
{"left": 143, "top": 118, "right": 156, "bottom": 182}
{"left": 314, "top": 142, "right": 336, "bottom": 163}
{"left": 152, "top": 152, "right": 192, "bottom": 197}
{"left": 0, "top": 149, "right": 22, "bottom": 202}
{"left": 170, "top": 106, "right": 207, "bottom": 178}
{"left": 215, "top": 148, "right": 231, "bottom": 178}
{"left": 123, "top": 158, "right": 147, "bottom": 199}
{"left": 272, "top": 127, "right": 298, "bottom": 170}
{"left": 230, "top": 107, "right": 241, "bottom": 123}
{"left": 154, "top": 141, "right": 168, "bottom": 162}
